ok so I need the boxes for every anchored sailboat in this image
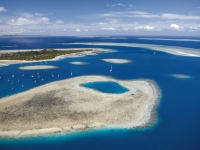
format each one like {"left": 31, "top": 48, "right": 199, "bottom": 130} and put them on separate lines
{"left": 110, "top": 64, "right": 112, "bottom": 72}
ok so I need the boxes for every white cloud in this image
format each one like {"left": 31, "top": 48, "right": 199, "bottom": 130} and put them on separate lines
{"left": 135, "top": 26, "right": 154, "bottom": 30}
{"left": 107, "top": 3, "right": 125, "bottom": 7}
{"left": 101, "top": 27, "right": 116, "bottom": 31}
{"left": 116, "top": 3, "right": 125, "bottom": 6}
{"left": 97, "top": 11, "right": 157, "bottom": 18}
{"left": 35, "top": 13, "right": 45, "bottom": 17}
{"left": 55, "top": 20, "right": 64, "bottom": 24}
{"left": 75, "top": 29, "right": 81, "bottom": 32}
{"left": 1, "top": 9, "right": 200, "bottom": 36}
{"left": 97, "top": 18, "right": 122, "bottom": 26}
{"left": 7, "top": 17, "right": 50, "bottom": 25}
{"left": 21, "top": 13, "right": 33, "bottom": 18}
{"left": 35, "top": 12, "right": 54, "bottom": 16}
{"left": 123, "top": 28, "right": 130, "bottom": 31}
{"left": 162, "top": 13, "right": 200, "bottom": 20}
{"left": 132, "top": 11, "right": 149, "bottom": 15}
{"left": 170, "top": 24, "right": 180, "bottom": 30}
{"left": 0, "top": 7, "right": 6, "bottom": 12}
{"left": 189, "top": 26, "right": 200, "bottom": 31}
{"left": 1, "top": 21, "right": 200, "bottom": 36}
{"left": 97, "top": 11, "right": 200, "bottom": 20}
{"left": 98, "top": 22, "right": 106, "bottom": 25}
{"left": 104, "top": 18, "right": 122, "bottom": 24}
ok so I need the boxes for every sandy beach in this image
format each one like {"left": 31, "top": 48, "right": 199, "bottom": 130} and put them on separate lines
{"left": 0, "top": 75, "right": 160, "bottom": 138}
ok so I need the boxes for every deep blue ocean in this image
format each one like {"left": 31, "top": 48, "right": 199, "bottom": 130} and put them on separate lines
{"left": 0, "top": 36, "right": 200, "bottom": 150}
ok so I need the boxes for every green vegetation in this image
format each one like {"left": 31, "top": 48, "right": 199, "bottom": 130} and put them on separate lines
{"left": 0, "top": 49, "right": 92, "bottom": 61}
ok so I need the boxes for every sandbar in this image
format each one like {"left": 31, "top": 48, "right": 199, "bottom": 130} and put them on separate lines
{"left": 101, "top": 59, "right": 132, "bottom": 64}
{"left": 69, "top": 61, "right": 88, "bottom": 65}
{"left": 0, "top": 75, "right": 160, "bottom": 138}
{"left": 70, "top": 42, "right": 200, "bottom": 57}
{"left": 171, "top": 74, "right": 191, "bottom": 79}
{"left": 19, "top": 65, "right": 59, "bottom": 70}
{"left": 136, "top": 38, "right": 200, "bottom": 42}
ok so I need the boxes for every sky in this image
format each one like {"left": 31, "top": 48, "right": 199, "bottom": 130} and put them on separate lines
{"left": 0, "top": 0, "right": 200, "bottom": 36}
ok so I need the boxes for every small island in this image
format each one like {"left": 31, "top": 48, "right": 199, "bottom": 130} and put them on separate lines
{"left": 101, "top": 59, "right": 132, "bottom": 64}
{"left": 19, "top": 65, "right": 59, "bottom": 70}
{"left": 69, "top": 61, "right": 88, "bottom": 65}
{"left": 0, "top": 75, "right": 160, "bottom": 138}
{"left": 0, "top": 49, "right": 92, "bottom": 61}
{"left": 0, "top": 48, "right": 114, "bottom": 65}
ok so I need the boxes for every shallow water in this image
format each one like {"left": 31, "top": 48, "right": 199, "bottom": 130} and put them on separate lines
{"left": 82, "top": 81, "right": 129, "bottom": 94}
{"left": 0, "top": 36, "right": 200, "bottom": 150}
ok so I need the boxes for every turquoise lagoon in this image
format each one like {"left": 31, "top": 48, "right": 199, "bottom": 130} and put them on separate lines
{"left": 0, "top": 36, "right": 200, "bottom": 150}
{"left": 82, "top": 81, "right": 128, "bottom": 94}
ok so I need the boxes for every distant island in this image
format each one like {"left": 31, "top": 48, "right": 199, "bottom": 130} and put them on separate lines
{"left": 0, "top": 49, "right": 92, "bottom": 61}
